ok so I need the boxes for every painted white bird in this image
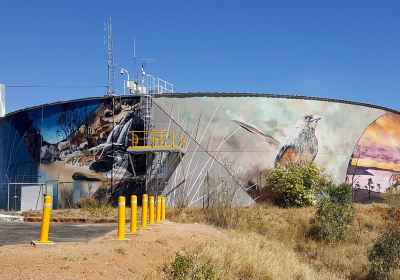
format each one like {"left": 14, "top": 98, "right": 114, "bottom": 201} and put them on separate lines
{"left": 232, "top": 113, "right": 322, "bottom": 166}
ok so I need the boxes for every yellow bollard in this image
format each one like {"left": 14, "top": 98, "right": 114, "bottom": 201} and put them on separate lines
{"left": 156, "top": 196, "right": 161, "bottom": 222}
{"left": 130, "top": 195, "right": 137, "bottom": 234}
{"left": 117, "top": 196, "right": 126, "bottom": 240}
{"left": 161, "top": 196, "right": 166, "bottom": 221}
{"left": 31, "top": 195, "right": 54, "bottom": 246}
{"left": 141, "top": 194, "right": 148, "bottom": 229}
{"left": 149, "top": 196, "right": 155, "bottom": 225}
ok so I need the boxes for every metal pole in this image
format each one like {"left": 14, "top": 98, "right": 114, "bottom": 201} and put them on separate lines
{"left": 141, "top": 194, "right": 148, "bottom": 229}
{"left": 111, "top": 96, "right": 115, "bottom": 191}
{"left": 7, "top": 183, "right": 9, "bottom": 211}
{"left": 149, "top": 196, "right": 154, "bottom": 225}
{"left": 117, "top": 196, "right": 126, "bottom": 240}
{"left": 130, "top": 195, "right": 137, "bottom": 233}
{"left": 0, "top": 84, "right": 5, "bottom": 117}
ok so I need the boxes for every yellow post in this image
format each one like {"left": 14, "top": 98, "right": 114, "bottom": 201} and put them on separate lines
{"left": 141, "top": 194, "right": 148, "bottom": 229}
{"left": 130, "top": 195, "right": 137, "bottom": 234}
{"left": 37, "top": 195, "right": 53, "bottom": 243}
{"left": 149, "top": 196, "right": 155, "bottom": 225}
{"left": 161, "top": 196, "right": 166, "bottom": 221}
{"left": 117, "top": 196, "right": 126, "bottom": 240}
{"left": 156, "top": 196, "right": 161, "bottom": 222}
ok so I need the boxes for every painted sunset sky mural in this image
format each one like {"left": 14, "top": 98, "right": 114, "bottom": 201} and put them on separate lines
{"left": 347, "top": 113, "right": 400, "bottom": 192}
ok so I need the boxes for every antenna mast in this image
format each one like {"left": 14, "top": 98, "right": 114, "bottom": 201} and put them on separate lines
{"left": 106, "top": 16, "right": 115, "bottom": 96}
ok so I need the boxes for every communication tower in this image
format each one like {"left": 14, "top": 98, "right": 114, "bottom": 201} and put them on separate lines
{"left": 106, "top": 17, "right": 115, "bottom": 96}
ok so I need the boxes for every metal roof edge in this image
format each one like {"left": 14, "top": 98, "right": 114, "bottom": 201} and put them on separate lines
{"left": 155, "top": 92, "right": 400, "bottom": 115}
{"left": 0, "top": 92, "right": 398, "bottom": 120}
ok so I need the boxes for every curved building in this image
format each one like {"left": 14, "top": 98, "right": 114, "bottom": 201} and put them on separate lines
{"left": 0, "top": 93, "right": 399, "bottom": 210}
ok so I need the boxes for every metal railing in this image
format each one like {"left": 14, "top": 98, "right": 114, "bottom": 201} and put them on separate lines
{"left": 129, "top": 130, "right": 186, "bottom": 150}
{"left": 145, "top": 75, "right": 174, "bottom": 94}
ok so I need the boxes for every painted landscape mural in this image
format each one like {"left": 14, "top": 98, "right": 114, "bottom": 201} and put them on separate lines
{"left": 0, "top": 93, "right": 399, "bottom": 209}
{"left": 346, "top": 113, "right": 400, "bottom": 200}
{"left": 0, "top": 97, "right": 145, "bottom": 210}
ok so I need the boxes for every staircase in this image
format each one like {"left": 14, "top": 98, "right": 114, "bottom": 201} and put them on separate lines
{"left": 147, "top": 151, "right": 183, "bottom": 195}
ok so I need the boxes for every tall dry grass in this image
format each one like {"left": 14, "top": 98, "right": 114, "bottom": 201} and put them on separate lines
{"left": 165, "top": 204, "right": 391, "bottom": 280}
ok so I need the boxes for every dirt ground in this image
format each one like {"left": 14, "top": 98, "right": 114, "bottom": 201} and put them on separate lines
{"left": 0, "top": 221, "right": 226, "bottom": 280}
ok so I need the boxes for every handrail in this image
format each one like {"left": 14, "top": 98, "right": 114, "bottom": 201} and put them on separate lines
{"left": 129, "top": 130, "right": 186, "bottom": 150}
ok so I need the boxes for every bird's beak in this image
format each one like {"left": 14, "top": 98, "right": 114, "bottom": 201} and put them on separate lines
{"left": 312, "top": 116, "right": 322, "bottom": 122}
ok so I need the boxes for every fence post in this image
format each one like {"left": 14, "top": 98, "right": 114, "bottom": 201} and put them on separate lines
{"left": 141, "top": 194, "right": 148, "bottom": 229}
{"left": 117, "top": 196, "right": 126, "bottom": 240}
{"left": 31, "top": 195, "right": 55, "bottom": 246}
{"left": 130, "top": 195, "right": 137, "bottom": 234}
{"left": 156, "top": 196, "right": 161, "bottom": 222}
{"left": 149, "top": 196, "right": 155, "bottom": 225}
{"left": 161, "top": 196, "right": 166, "bottom": 221}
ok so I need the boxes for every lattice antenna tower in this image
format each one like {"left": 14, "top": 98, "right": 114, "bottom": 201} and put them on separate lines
{"left": 106, "top": 16, "right": 116, "bottom": 96}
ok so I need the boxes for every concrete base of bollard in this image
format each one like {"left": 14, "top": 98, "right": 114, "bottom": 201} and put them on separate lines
{"left": 31, "top": 240, "right": 56, "bottom": 247}
{"left": 117, "top": 238, "right": 130, "bottom": 241}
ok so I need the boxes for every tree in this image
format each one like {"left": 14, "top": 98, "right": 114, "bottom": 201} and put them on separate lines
{"left": 366, "top": 178, "right": 375, "bottom": 199}
{"left": 56, "top": 102, "right": 93, "bottom": 149}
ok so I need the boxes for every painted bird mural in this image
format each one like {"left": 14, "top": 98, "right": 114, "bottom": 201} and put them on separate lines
{"left": 232, "top": 113, "right": 322, "bottom": 166}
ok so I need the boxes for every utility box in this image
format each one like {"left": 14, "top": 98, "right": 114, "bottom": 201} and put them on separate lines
{"left": 0, "top": 84, "right": 4, "bottom": 118}
{"left": 20, "top": 185, "right": 43, "bottom": 211}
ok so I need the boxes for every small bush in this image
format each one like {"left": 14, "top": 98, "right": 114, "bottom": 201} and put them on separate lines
{"left": 368, "top": 224, "right": 400, "bottom": 279}
{"left": 262, "top": 162, "right": 330, "bottom": 207}
{"left": 384, "top": 188, "right": 400, "bottom": 222}
{"left": 78, "top": 192, "right": 113, "bottom": 218}
{"left": 310, "top": 183, "right": 355, "bottom": 243}
{"left": 112, "top": 247, "right": 126, "bottom": 255}
{"left": 202, "top": 173, "right": 239, "bottom": 229}
{"left": 164, "top": 252, "right": 216, "bottom": 280}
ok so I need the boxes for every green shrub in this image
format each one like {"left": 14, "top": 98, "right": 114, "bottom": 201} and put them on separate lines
{"left": 164, "top": 252, "right": 216, "bottom": 280}
{"left": 78, "top": 194, "right": 113, "bottom": 218}
{"left": 310, "top": 183, "right": 355, "bottom": 243}
{"left": 262, "top": 162, "right": 329, "bottom": 207}
{"left": 368, "top": 224, "right": 400, "bottom": 279}
{"left": 384, "top": 188, "right": 400, "bottom": 222}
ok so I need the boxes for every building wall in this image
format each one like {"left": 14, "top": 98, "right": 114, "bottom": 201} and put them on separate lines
{"left": 155, "top": 94, "right": 400, "bottom": 202}
{"left": 0, "top": 84, "right": 5, "bottom": 117}
{"left": 0, "top": 93, "right": 399, "bottom": 209}
{"left": 0, "top": 96, "right": 143, "bottom": 210}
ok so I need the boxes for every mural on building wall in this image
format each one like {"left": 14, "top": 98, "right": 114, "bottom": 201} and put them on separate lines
{"left": 232, "top": 113, "right": 321, "bottom": 166}
{"left": 346, "top": 113, "right": 400, "bottom": 199}
{"left": 1, "top": 94, "right": 399, "bottom": 209}
{"left": 155, "top": 95, "right": 392, "bottom": 197}
{"left": 0, "top": 97, "right": 144, "bottom": 210}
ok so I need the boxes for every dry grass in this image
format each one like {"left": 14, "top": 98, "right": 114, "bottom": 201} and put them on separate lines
{"left": 163, "top": 203, "right": 392, "bottom": 280}
{"left": 23, "top": 206, "right": 139, "bottom": 220}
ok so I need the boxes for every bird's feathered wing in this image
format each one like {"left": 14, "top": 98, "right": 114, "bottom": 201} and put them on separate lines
{"left": 275, "top": 145, "right": 296, "bottom": 166}
{"left": 231, "top": 115, "right": 280, "bottom": 150}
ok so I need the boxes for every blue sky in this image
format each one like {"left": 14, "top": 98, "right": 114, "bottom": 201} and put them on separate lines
{"left": 1, "top": 0, "right": 400, "bottom": 112}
